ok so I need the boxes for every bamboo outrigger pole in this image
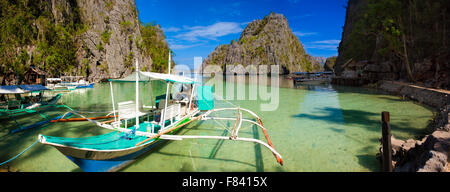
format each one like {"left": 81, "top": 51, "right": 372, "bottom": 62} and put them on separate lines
{"left": 258, "top": 118, "right": 283, "bottom": 165}
{"left": 50, "top": 115, "right": 117, "bottom": 122}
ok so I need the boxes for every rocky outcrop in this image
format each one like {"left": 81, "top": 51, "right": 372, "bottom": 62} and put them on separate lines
{"left": 375, "top": 80, "right": 450, "bottom": 172}
{"left": 334, "top": 0, "right": 368, "bottom": 76}
{"left": 75, "top": 0, "right": 152, "bottom": 82}
{"left": 380, "top": 131, "right": 450, "bottom": 172}
{"left": 201, "top": 12, "right": 314, "bottom": 75}
{"left": 324, "top": 56, "right": 337, "bottom": 72}
{"left": 334, "top": 0, "right": 450, "bottom": 89}
{"left": 308, "top": 56, "right": 325, "bottom": 72}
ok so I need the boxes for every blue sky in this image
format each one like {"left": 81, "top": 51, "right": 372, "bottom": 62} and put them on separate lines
{"left": 135, "top": 0, "right": 348, "bottom": 68}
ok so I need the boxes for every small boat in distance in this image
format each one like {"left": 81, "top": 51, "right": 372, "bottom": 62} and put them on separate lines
{"left": 46, "top": 78, "right": 74, "bottom": 91}
{"left": 291, "top": 71, "right": 333, "bottom": 85}
{"left": 46, "top": 76, "right": 94, "bottom": 90}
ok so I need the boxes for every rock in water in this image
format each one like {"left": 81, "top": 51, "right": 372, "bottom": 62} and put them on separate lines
{"left": 202, "top": 12, "right": 314, "bottom": 75}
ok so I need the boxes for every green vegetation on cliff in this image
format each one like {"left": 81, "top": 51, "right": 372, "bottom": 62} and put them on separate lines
{"left": 0, "top": 0, "right": 85, "bottom": 81}
{"left": 139, "top": 23, "right": 173, "bottom": 73}
{"left": 0, "top": 0, "right": 173, "bottom": 84}
{"left": 337, "top": 0, "right": 449, "bottom": 85}
{"left": 324, "top": 56, "right": 337, "bottom": 72}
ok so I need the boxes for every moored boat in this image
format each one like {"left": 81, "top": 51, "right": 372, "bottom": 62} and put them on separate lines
{"left": 46, "top": 77, "right": 94, "bottom": 90}
{"left": 38, "top": 54, "right": 283, "bottom": 172}
{"left": 0, "top": 85, "right": 62, "bottom": 119}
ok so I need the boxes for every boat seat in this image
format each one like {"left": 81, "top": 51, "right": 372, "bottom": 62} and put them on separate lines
{"left": 160, "top": 103, "right": 181, "bottom": 125}
{"left": 116, "top": 101, "right": 148, "bottom": 128}
{"left": 157, "top": 99, "right": 176, "bottom": 109}
{"left": 148, "top": 103, "right": 181, "bottom": 132}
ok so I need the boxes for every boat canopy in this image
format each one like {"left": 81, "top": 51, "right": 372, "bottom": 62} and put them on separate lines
{"left": 110, "top": 71, "right": 196, "bottom": 84}
{"left": 19, "top": 85, "right": 49, "bottom": 92}
{"left": 0, "top": 85, "right": 48, "bottom": 94}
{"left": 0, "top": 85, "right": 26, "bottom": 94}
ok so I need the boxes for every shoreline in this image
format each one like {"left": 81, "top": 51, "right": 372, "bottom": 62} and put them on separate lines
{"left": 362, "top": 80, "right": 449, "bottom": 172}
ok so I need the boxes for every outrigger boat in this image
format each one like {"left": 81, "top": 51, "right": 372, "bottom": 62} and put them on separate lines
{"left": 38, "top": 55, "right": 283, "bottom": 172}
{"left": 0, "top": 85, "right": 62, "bottom": 119}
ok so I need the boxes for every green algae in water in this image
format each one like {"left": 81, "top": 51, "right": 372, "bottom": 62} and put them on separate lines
{"left": 0, "top": 78, "right": 435, "bottom": 172}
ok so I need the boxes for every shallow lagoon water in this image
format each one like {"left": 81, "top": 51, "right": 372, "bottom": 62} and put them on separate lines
{"left": 0, "top": 77, "right": 435, "bottom": 172}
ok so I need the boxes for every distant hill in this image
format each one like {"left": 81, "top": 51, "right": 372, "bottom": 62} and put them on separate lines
{"left": 202, "top": 12, "right": 317, "bottom": 75}
{"left": 324, "top": 56, "right": 337, "bottom": 72}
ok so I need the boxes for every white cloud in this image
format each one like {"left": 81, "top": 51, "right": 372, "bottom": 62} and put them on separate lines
{"left": 166, "top": 38, "right": 203, "bottom": 50}
{"left": 240, "top": 21, "right": 251, "bottom": 26}
{"left": 311, "top": 40, "right": 341, "bottom": 44}
{"left": 304, "top": 39, "right": 341, "bottom": 50}
{"left": 293, "top": 31, "right": 318, "bottom": 37}
{"left": 175, "top": 22, "right": 243, "bottom": 42}
{"left": 162, "top": 27, "right": 181, "bottom": 32}
{"left": 304, "top": 45, "right": 339, "bottom": 50}
{"left": 170, "top": 43, "right": 203, "bottom": 50}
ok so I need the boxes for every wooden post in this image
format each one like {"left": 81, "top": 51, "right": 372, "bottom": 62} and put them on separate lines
{"left": 381, "top": 111, "right": 393, "bottom": 172}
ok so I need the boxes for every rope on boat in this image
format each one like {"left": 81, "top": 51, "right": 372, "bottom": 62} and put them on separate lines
{"left": 0, "top": 139, "right": 39, "bottom": 166}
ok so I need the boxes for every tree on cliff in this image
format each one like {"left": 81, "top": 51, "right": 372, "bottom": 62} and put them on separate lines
{"left": 139, "top": 23, "right": 173, "bottom": 73}
{"left": 338, "top": 0, "right": 449, "bottom": 85}
{"left": 0, "top": 0, "right": 85, "bottom": 82}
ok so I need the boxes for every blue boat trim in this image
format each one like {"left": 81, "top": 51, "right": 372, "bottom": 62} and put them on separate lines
{"left": 75, "top": 83, "right": 95, "bottom": 89}
{"left": 65, "top": 139, "right": 165, "bottom": 172}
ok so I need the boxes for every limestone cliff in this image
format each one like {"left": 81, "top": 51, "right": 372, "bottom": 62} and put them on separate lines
{"left": 75, "top": 0, "right": 152, "bottom": 82}
{"left": 335, "top": 0, "right": 450, "bottom": 89}
{"left": 324, "top": 56, "right": 337, "bottom": 72}
{"left": 201, "top": 12, "right": 314, "bottom": 75}
{"left": 308, "top": 56, "right": 326, "bottom": 72}
{"left": 0, "top": 0, "right": 170, "bottom": 84}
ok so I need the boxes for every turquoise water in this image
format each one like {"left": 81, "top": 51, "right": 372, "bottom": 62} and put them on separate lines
{"left": 0, "top": 77, "right": 435, "bottom": 172}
